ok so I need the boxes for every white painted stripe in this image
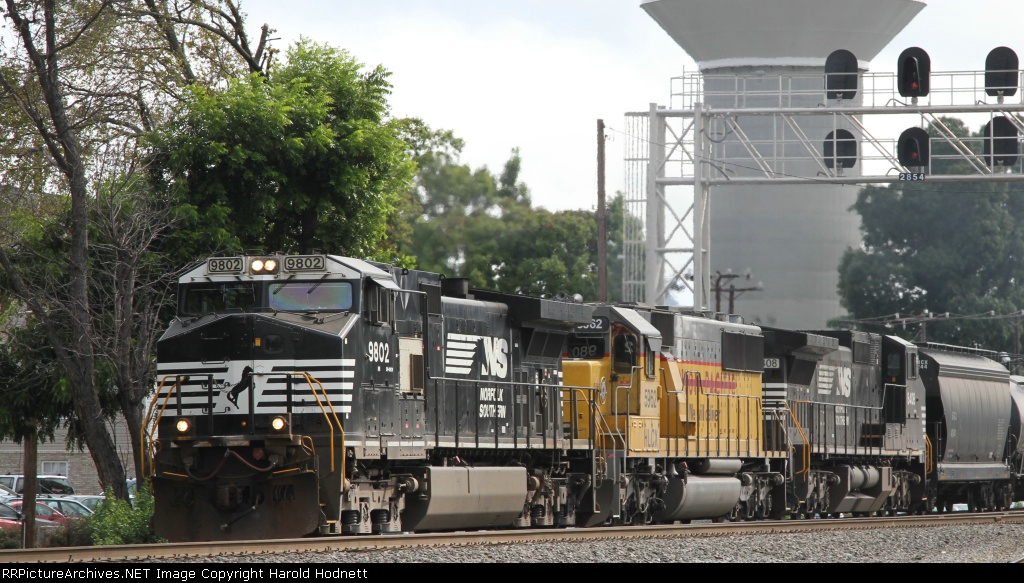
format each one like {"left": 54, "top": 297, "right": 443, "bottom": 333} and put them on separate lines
{"left": 284, "top": 406, "right": 352, "bottom": 413}
{"left": 445, "top": 366, "right": 473, "bottom": 374}
{"left": 446, "top": 357, "right": 474, "bottom": 366}
{"left": 388, "top": 441, "right": 427, "bottom": 448}
{"left": 263, "top": 394, "right": 353, "bottom": 402}
{"left": 447, "top": 341, "right": 478, "bottom": 351}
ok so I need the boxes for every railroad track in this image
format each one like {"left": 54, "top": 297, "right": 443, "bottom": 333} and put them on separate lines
{"left": 5, "top": 512, "right": 1024, "bottom": 563}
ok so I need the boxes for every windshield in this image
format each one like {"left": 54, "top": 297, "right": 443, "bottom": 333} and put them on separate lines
{"left": 180, "top": 283, "right": 259, "bottom": 316}
{"left": 269, "top": 281, "right": 354, "bottom": 312}
{"left": 38, "top": 477, "right": 74, "bottom": 495}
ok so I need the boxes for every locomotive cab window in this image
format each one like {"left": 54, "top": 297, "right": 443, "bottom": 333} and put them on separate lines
{"left": 907, "top": 352, "right": 919, "bottom": 380}
{"left": 886, "top": 352, "right": 903, "bottom": 381}
{"left": 269, "top": 281, "right": 353, "bottom": 312}
{"left": 612, "top": 325, "right": 637, "bottom": 375}
{"left": 180, "top": 282, "right": 259, "bottom": 316}
{"left": 364, "top": 281, "right": 393, "bottom": 326}
{"left": 645, "top": 346, "right": 656, "bottom": 378}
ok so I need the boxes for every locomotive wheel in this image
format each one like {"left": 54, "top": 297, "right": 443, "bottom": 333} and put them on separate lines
{"left": 1000, "top": 485, "right": 1013, "bottom": 511}
{"left": 740, "top": 502, "right": 754, "bottom": 521}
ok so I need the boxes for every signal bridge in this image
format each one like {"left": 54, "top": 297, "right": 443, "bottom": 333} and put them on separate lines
{"left": 622, "top": 48, "right": 1024, "bottom": 313}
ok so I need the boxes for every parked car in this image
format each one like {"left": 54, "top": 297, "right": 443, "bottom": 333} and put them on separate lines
{"left": 37, "top": 496, "right": 93, "bottom": 519}
{"left": 65, "top": 495, "right": 106, "bottom": 513}
{"left": 0, "top": 475, "right": 75, "bottom": 495}
{"left": 0, "top": 500, "right": 59, "bottom": 538}
{"left": 0, "top": 501, "right": 24, "bottom": 530}
{"left": 3, "top": 499, "right": 71, "bottom": 524}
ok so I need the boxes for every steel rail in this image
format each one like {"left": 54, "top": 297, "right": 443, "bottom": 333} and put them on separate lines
{"left": 4, "top": 511, "right": 1024, "bottom": 563}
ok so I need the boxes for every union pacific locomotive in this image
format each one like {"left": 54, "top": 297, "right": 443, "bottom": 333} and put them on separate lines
{"left": 146, "top": 253, "right": 1024, "bottom": 541}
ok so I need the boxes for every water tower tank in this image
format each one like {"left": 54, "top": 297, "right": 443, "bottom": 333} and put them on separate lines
{"left": 641, "top": 0, "right": 925, "bottom": 328}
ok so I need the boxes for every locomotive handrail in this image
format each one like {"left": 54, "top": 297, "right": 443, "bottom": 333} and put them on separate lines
{"left": 925, "top": 435, "right": 934, "bottom": 474}
{"left": 784, "top": 400, "right": 812, "bottom": 477}
{"left": 143, "top": 372, "right": 345, "bottom": 478}
{"left": 561, "top": 383, "right": 618, "bottom": 479}
{"left": 140, "top": 374, "right": 188, "bottom": 478}
{"left": 798, "top": 398, "right": 886, "bottom": 457}
{"left": 290, "top": 372, "right": 345, "bottom": 475}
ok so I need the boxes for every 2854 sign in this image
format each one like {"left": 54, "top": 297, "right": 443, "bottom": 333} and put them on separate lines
{"left": 899, "top": 173, "right": 926, "bottom": 181}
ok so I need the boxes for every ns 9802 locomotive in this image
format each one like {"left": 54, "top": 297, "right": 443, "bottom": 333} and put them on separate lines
{"left": 145, "top": 253, "right": 1024, "bottom": 542}
{"left": 148, "top": 253, "right": 597, "bottom": 541}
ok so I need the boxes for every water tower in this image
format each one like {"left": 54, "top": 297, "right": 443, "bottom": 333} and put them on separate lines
{"left": 640, "top": 0, "right": 925, "bottom": 328}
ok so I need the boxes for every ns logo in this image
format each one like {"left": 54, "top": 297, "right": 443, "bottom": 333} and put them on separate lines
{"left": 445, "top": 333, "right": 509, "bottom": 379}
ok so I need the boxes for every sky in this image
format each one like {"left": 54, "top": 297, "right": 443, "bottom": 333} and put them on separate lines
{"left": 241, "top": 0, "right": 1024, "bottom": 213}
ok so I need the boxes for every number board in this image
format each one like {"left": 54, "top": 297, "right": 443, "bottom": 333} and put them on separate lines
{"left": 899, "top": 173, "right": 926, "bottom": 181}
{"left": 574, "top": 316, "right": 609, "bottom": 333}
{"left": 764, "top": 357, "right": 781, "bottom": 370}
{"left": 566, "top": 337, "right": 606, "bottom": 360}
{"left": 284, "top": 255, "right": 327, "bottom": 272}
{"left": 207, "top": 257, "right": 244, "bottom": 274}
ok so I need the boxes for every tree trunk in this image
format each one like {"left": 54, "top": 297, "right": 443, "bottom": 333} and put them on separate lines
{"left": 22, "top": 423, "right": 37, "bottom": 549}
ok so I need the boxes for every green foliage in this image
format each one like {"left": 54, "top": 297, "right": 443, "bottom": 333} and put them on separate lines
{"left": 40, "top": 517, "right": 93, "bottom": 548}
{"left": 89, "top": 485, "right": 162, "bottom": 546}
{"left": 835, "top": 116, "right": 1024, "bottom": 350}
{"left": 0, "top": 318, "right": 74, "bottom": 443}
{"left": 0, "top": 528, "right": 20, "bottom": 549}
{"left": 395, "top": 122, "right": 627, "bottom": 300}
{"left": 151, "top": 38, "right": 415, "bottom": 263}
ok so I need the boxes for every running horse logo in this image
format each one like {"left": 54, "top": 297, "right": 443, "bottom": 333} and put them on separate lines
{"left": 226, "top": 366, "right": 254, "bottom": 407}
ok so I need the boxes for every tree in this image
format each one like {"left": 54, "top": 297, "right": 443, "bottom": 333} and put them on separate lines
{"left": 0, "top": 0, "right": 281, "bottom": 501}
{"left": 151, "top": 39, "right": 416, "bottom": 261}
{"left": 396, "top": 123, "right": 629, "bottom": 300}
{"left": 0, "top": 313, "right": 76, "bottom": 548}
{"left": 0, "top": 0, "right": 131, "bottom": 500}
{"left": 835, "top": 116, "right": 1024, "bottom": 350}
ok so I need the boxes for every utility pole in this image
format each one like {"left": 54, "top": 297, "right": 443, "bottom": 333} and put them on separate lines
{"left": 711, "top": 270, "right": 762, "bottom": 314}
{"left": 597, "top": 119, "right": 608, "bottom": 302}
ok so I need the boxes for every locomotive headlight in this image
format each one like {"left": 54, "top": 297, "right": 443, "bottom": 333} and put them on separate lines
{"left": 250, "top": 258, "right": 280, "bottom": 274}
{"left": 271, "top": 416, "right": 288, "bottom": 431}
{"left": 175, "top": 418, "right": 191, "bottom": 433}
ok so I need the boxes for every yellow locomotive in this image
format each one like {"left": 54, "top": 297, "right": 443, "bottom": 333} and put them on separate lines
{"left": 563, "top": 305, "right": 787, "bottom": 524}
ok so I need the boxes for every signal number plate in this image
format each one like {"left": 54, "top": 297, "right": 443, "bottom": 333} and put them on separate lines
{"left": 899, "top": 173, "right": 926, "bottom": 181}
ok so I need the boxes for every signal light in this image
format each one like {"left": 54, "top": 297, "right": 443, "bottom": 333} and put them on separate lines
{"left": 897, "top": 127, "right": 930, "bottom": 168}
{"left": 897, "top": 47, "right": 930, "bottom": 99}
{"left": 271, "top": 416, "right": 288, "bottom": 431}
{"left": 825, "top": 49, "right": 858, "bottom": 100}
{"left": 824, "top": 129, "right": 857, "bottom": 169}
{"left": 985, "top": 47, "right": 1019, "bottom": 98}
{"left": 175, "top": 418, "right": 192, "bottom": 434}
{"left": 984, "top": 116, "right": 1019, "bottom": 167}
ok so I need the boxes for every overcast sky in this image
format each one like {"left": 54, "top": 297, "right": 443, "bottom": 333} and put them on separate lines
{"left": 241, "top": 0, "right": 1024, "bottom": 213}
